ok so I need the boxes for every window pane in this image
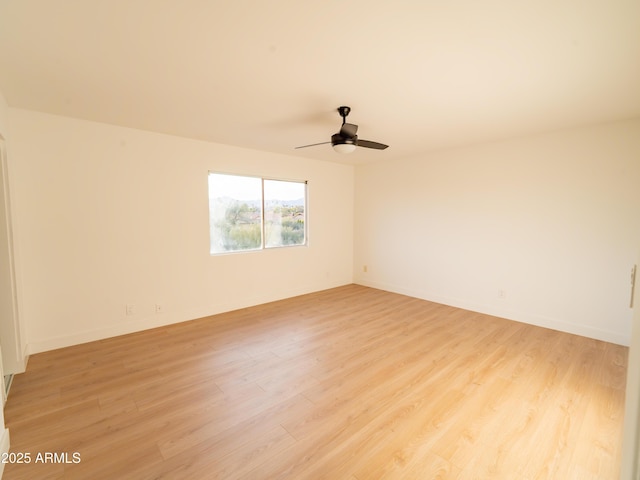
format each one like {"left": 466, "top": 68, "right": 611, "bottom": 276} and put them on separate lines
{"left": 209, "top": 173, "right": 262, "bottom": 254}
{"left": 264, "top": 179, "right": 306, "bottom": 248}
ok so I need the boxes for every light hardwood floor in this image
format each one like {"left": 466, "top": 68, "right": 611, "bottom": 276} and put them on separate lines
{"left": 3, "top": 285, "right": 628, "bottom": 479}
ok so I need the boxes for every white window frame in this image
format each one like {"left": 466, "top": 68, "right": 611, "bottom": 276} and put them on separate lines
{"left": 208, "top": 172, "right": 308, "bottom": 255}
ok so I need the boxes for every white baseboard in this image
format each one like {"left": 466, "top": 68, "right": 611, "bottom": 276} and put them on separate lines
{"left": 26, "top": 280, "right": 352, "bottom": 355}
{"left": 355, "top": 279, "right": 630, "bottom": 346}
{"left": 0, "top": 428, "right": 10, "bottom": 479}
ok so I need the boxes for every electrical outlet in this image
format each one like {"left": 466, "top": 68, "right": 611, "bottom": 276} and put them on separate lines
{"left": 155, "top": 304, "right": 164, "bottom": 314}
{"left": 498, "top": 290, "right": 506, "bottom": 299}
{"left": 126, "top": 304, "right": 136, "bottom": 315}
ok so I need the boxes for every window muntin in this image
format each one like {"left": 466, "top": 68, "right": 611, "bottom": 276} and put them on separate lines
{"left": 209, "top": 173, "right": 306, "bottom": 254}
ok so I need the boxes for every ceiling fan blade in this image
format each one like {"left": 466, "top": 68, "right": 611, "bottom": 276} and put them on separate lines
{"left": 340, "top": 123, "right": 358, "bottom": 138}
{"left": 294, "top": 141, "right": 332, "bottom": 149}
{"left": 357, "top": 139, "right": 389, "bottom": 150}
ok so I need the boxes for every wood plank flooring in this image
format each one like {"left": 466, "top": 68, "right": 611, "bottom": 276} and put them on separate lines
{"left": 2, "top": 284, "right": 628, "bottom": 479}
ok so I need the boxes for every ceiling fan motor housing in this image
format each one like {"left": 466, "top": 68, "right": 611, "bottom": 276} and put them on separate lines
{"left": 332, "top": 133, "right": 356, "bottom": 146}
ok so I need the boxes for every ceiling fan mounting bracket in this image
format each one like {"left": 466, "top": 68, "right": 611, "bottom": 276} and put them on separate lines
{"left": 338, "top": 106, "right": 351, "bottom": 120}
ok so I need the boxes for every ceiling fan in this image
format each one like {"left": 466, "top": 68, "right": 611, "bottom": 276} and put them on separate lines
{"left": 295, "top": 106, "right": 389, "bottom": 154}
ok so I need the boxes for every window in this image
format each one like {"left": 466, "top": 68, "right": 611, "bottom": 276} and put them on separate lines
{"left": 208, "top": 172, "right": 307, "bottom": 254}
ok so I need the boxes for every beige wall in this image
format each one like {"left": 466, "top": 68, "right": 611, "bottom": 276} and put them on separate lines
{"left": 8, "top": 108, "right": 355, "bottom": 354}
{"left": 8, "top": 109, "right": 640, "bottom": 350}
{"left": 354, "top": 119, "right": 640, "bottom": 345}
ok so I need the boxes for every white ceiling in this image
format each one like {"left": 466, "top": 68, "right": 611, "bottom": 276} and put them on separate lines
{"left": 1, "top": 1, "right": 639, "bottom": 165}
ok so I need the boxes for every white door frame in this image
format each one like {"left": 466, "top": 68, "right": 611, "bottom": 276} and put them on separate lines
{"left": 0, "top": 135, "right": 25, "bottom": 378}
{"left": 621, "top": 261, "right": 640, "bottom": 479}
